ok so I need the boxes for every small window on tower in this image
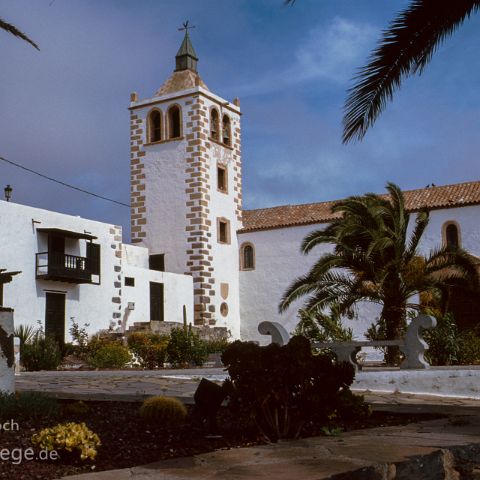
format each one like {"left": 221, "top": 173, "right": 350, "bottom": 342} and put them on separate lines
{"left": 217, "top": 165, "right": 228, "bottom": 193}
{"left": 210, "top": 108, "right": 219, "bottom": 141}
{"left": 148, "top": 109, "right": 162, "bottom": 143}
{"left": 222, "top": 115, "right": 231, "bottom": 146}
{"left": 168, "top": 105, "right": 181, "bottom": 139}
{"left": 217, "top": 218, "right": 230, "bottom": 244}
{"left": 125, "top": 277, "right": 135, "bottom": 287}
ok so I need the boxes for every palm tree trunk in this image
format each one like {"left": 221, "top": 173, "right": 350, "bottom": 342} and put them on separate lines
{"left": 382, "top": 302, "right": 406, "bottom": 366}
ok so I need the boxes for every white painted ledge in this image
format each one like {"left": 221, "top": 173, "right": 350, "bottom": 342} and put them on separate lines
{"left": 353, "top": 366, "right": 480, "bottom": 399}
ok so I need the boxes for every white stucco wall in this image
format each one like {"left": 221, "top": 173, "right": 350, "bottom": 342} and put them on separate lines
{"left": 0, "top": 201, "right": 120, "bottom": 340}
{"left": 239, "top": 204, "right": 480, "bottom": 344}
{"left": 204, "top": 95, "right": 242, "bottom": 339}
{"left": 121, "top": 243, "right": 194, "bottom": 329}
{"left": 134, "top": 93, "right": 193, "bottom": 275}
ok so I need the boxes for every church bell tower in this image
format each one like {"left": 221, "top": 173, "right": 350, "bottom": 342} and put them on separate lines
{"left": 128, "top": 25, "right": 242, "bottom": 337}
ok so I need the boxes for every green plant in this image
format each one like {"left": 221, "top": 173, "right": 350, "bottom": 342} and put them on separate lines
{"left": 87, "top": 341, "right": 131, "bottom": 369}
{"left": 221, "top": 336, "right": 358, "bottom": 441}
{"left": 32, "top": 422, "right": 101, "bottom": 461}
{"left": 167, "top": 326, "right": 208, "bottom": 367}
{"left": 203, "top": 336, "right": 230, "bottom": 355}
{"left": 21, "top": 336, "right": 62, "bottom": 371}
{"left": 69, "top": 319, "right": 90, "bottom": 358}
{"left": 139, "top": 396, "right": 187, "bottom": 428}
{"left": 127, "top": 332, "right": 169, "bottom": 369}
{"left": 294, "top": 307, "right": 353, "bottom": 343}
{"left": 423, "top": 313, "right": 480, "bottom": 366}
{"left": 0, "top": 392, "right": 58, "bottom": 421}
{"left": 13, "top": 324, "right": 35, "bottom": 349}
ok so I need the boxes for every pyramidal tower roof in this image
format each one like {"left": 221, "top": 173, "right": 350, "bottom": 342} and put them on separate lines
{"left": 155, "top": 23, "right": 209, "bottom": 97}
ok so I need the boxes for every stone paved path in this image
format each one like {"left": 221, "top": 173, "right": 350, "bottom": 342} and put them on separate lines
{"left": 15, "top": 368, "right": 226, "bottom": 403}
{"left": 16, "top": 368, "right": 480, "bottom": 414}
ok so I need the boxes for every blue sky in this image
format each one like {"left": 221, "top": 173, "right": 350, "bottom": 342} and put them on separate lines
{"left": 1, "top": 0, "right": 479, "bottom": 239}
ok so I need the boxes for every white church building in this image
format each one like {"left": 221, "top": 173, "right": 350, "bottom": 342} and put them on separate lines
{"left": 1, "top": 31, "right": 480, "bottom": 343}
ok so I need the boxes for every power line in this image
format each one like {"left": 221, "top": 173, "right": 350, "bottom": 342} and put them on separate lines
{"left": 0, "top": 156, "right": 130, "bottom": 208}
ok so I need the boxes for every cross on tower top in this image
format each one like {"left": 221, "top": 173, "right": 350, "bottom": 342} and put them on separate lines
{"left": 178, "top": 20, "right": 195, "bottom": 33}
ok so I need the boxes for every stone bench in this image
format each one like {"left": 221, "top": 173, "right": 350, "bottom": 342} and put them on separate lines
{"left": 258, "top": 314, "right": 437, "bottom": 372}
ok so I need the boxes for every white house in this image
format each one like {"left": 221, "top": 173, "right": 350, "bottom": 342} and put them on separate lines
{"left": 0, "top": 201, "right": 193, "bottom": 342}
{"left": 1, "top": 30, "right": 479, "bottom": 344}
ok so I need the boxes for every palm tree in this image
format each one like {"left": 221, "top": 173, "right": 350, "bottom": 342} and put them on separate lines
{"left": 279, "top": 182, "right": 478, "bottom": 364}
{"left": 342, "top": 0, "right": 480, "bottom": 143}
{"left": 1, "top": 16, "right": 39, "bottom": 50}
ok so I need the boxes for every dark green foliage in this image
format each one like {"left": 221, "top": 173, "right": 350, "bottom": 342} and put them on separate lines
{"left": 294, "top": 308, "right": 353, "bottom": 343}
{"left": 167, "top": 326, "right": 208, "bottom": 367}
{"left": 127, "top": 332, "right": 169, "bottom": 369}
{"left": 87, "top": 341, "right": 131, "bottom": 369}
{"left": 22, "top": 336, "right": 62, "bottom": 371}
{"left": 221, "top": 336, "right": 357, "bottom": 441}
{"left": 0, "top": 392, "right": 58, "bottom": 421}
{"left": 203, "top": 336, "right": 230, "bottom": 355}
{"left": 423, "top": 313, "right": 480, "bottom": 366}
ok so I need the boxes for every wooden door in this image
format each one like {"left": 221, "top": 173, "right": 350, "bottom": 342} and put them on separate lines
{"left": 150, "top": 282, "right": 164, "bottom": 321}
{"left": 45, "top": 292, "right": 66, "bottom": 345}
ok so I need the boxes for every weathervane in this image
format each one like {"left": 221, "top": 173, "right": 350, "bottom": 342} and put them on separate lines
{"left": 178, "top": 20, "right": 195, "bottom": 33}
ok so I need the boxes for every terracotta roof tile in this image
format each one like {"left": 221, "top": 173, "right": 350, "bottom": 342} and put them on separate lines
{"left": 240, "top": 180, "right": 480, "bottom": 233}
{"left": 155, "top": 70, "right": 208, "bottom": 96}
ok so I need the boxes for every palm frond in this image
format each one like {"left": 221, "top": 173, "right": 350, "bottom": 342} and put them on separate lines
{"left": 342, "top": 0, "right": 480, "bottom": 143}
{"left": 405, "top": 210, "right": 430, "bottom": 260}
{"left": 0, "top": 17, "right": 39, "bottom": 50}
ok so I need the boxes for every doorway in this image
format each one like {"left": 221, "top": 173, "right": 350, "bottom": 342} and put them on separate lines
{"left": 45, "top": 292, "right": 66, "bottom": 345}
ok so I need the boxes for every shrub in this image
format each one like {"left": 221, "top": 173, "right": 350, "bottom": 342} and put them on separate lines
{"left": 22, "top": 336, "right": 62, "bottom": 371}
{"left": 424, "top": 313, "right": 480, "bottom": 366}
{"left": 0, "top": 392, "right": 58, "bottom": 421}
{"left": 87, "top": 341, "right": 131, "bottom": 369}
{"left": 32, "top": 422, "right": 101, "bottom": 461}
{"left": 69, "top": 319, "right": 90, "bottom": 358}
{"left": 203, "top": 337, "right": 230, "bottom": 355}
{"left": 13, "top": 324, "right": 36, "bottom": 349}
{"left": 139, "top": 396, "right": 187, "bottom": 428}
{"left": 167, "top": 326, "right": 208, "bottom": 367}
{"left": 127, "top": 332, "right": 169, "bottom": 369}
{"left": 221, "top": 336, "right": 357, "bottom": 441}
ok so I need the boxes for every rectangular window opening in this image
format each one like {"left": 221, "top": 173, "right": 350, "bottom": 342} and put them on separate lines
{"left": 217, "top": 218, "right": 230, "bottom": 244}
{"left": 125, "top": 277, "right": 135, "bottom": 287}
{"left": 149, "top": 254, "right": 165, "bottom": 272}
{"left": 217, "top": 165, "right": 227, "bottom": 193}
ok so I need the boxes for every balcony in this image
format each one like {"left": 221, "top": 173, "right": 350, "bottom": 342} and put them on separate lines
{"left": 36, "top": 252, "right": 92, "bottom": 284}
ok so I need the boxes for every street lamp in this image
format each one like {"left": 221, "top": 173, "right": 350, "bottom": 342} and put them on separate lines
{"left": 4, "top": 185, "right": 12, "bottom": 202}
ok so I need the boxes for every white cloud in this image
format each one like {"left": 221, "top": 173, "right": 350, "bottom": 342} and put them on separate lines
{"left": 295, "top": 17, "right": 377, "bottom": 84}
{"left": 233, "top": 17, "right": 377, "bottom": 97}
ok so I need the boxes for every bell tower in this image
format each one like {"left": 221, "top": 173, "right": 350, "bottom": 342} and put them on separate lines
{"left": 128, "top": 25, "right": 242, "bottom": 337}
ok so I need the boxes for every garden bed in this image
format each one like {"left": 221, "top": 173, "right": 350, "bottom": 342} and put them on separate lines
{"left": 0, "top": 399, "right": 443, "bottom": 480}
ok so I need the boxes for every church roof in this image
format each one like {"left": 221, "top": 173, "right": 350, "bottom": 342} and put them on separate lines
{"left": 154, "top": 69, "right": 209, "bottom": 96}
{"left": 240, "top": 180, "right": 480, "bottom": 233}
